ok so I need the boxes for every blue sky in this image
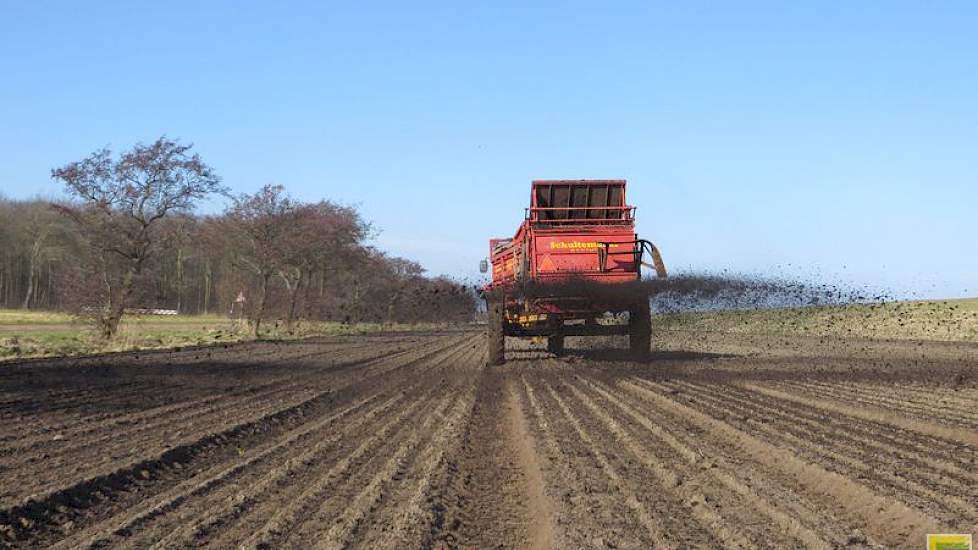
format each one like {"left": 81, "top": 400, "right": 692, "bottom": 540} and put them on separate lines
{"left": 1, "top": 2, "right": 975, "bottom": 298}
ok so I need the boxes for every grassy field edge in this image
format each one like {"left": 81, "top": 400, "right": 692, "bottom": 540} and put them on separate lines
{"left": 0, "top": 311, "right": 464, "bottom": 362}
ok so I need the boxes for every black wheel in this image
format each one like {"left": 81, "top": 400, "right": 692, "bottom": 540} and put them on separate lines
{"left": 629, "top": 300, "right": 652, "bottom": 360}
{"left": 547, "top": 334, "right": 565, "bottom": 356}
{"left": 487, "top": 299, "right": 505, "bottom": 365}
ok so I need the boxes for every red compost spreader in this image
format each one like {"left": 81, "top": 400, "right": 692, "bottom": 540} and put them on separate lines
{"left": 481, "top": 179, "right": 667, "bottom": 364}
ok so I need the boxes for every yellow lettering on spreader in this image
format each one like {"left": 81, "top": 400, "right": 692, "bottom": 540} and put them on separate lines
{"left": 549, "top": 241, "right": 622, "bottom": 250}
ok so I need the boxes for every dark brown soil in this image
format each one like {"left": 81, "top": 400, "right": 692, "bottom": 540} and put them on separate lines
{"left": 1, "top": 328, "right": 976, "bottom": 549}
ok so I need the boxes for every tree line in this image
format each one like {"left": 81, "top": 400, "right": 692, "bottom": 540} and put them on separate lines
{"left": 0, "top": 137, "right": 476, "bottom": 337}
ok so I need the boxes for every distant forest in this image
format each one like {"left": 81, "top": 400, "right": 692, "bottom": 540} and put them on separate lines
{"left": 0, "top": 140, "right": 476, "bottom": 334}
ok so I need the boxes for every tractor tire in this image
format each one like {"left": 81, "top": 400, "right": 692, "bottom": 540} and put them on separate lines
{"left": 487, "top": 300, "right": 505, "bottom": 365}
{"left": 547, "top": 334, "right": 565, "bottom": 356}
{"left": 629, "top": 300, "right": 652, "bottom": 360}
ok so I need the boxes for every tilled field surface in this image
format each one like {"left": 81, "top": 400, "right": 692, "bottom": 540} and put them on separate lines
{"left": 1, "top": 329, "right": 977, "bottom": 548}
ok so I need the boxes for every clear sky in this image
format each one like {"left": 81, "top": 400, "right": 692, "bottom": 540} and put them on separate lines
{"left": 1, "top": 2, "right": 975, "bottom": 298}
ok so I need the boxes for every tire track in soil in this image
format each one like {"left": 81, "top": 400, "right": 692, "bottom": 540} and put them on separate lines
{"left": 513, "top": 374, "right": 668, "bottom": 550}
{"left": 423, "top": 367, "right": 552, "bottom": 550}
{"left": 503, "top": 376, "right": 553, "bottom": 550}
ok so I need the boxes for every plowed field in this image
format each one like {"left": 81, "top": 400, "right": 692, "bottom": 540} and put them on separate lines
{"left": 1, "top": 329, "right": 976, "bottom": 548}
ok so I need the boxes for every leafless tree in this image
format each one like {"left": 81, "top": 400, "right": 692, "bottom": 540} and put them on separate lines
{"left": 221, "top": 184, "right": 298, "bottom": 337}
{"left": 51, "top": 137, "right": 224, "bottom": 338}
{"left": 6, "top": 201, "right": 62, "bottom": 309}
{"left": 0, "top": 184, "right": 475, "bottom": 325}
{"left": 384, "top": 257, "right": 424, "bottom": 325}
{"left": 276, "top": 201, "right": 370, "bottom": 333}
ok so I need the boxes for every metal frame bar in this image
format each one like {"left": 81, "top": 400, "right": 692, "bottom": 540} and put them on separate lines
{"left": 506, "top": 323, "right": 630, "bottom": 337}
{"left": 526, "top": 206, "right": 636, "bottom": 224}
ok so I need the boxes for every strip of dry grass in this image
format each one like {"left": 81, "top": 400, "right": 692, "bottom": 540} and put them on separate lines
{"left": 0, "top": 310, "right": 455, "bottom": 361}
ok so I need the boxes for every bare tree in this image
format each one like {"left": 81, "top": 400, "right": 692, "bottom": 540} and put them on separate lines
{"left": 222, "top": 184, "right": 298, "bottom": 337}
{"left": 8, "top": 201, "right": 61, "bottom": 309}
{"left": 276, "top": 201, "right": 370, "bottom": 333}
{"left": 385, "top": 257, "right": 424, "bottom": 325}
{"left": 0, "top": 185, "right": 476, "bottom": 324}
{"left": 51, "top": 137, "right": 224, "bottom": 338}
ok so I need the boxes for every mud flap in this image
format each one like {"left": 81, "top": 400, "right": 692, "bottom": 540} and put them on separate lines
{"left": 628, "top": 301, "right": 651, "bottom": 360}
{"left": 547, "top": 334, "right": 565, "bottom": 356}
